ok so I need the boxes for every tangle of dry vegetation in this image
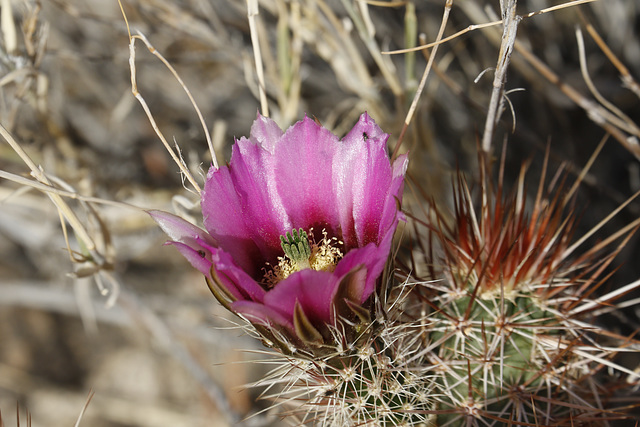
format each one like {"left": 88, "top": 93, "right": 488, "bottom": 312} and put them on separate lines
{"left": 0, "top": 0, "right": 638, "bottom": 425}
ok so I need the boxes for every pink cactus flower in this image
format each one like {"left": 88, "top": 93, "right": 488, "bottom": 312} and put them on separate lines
{"left": 150, "top": 113, "right": 407, "bottom": 352}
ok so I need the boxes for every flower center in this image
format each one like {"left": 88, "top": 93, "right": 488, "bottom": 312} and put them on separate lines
{"left": 280, "top": 228, "right": 312, "bottom": 270}
{"left": 263, "top": 228, "right": 344, "bottom": 288}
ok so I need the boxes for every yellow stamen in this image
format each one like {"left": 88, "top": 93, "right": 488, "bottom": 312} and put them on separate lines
{"left": 263, "top": 228, "right": 343, "bottom": 288}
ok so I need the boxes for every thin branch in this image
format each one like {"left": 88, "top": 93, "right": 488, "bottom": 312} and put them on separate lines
{"left": 126, "top": 35, "right": 202, "bottom": 192}
{"left": 118, "top": 1, "right": 215, "bottom": 187}
{"left": 132, "top": 9, "right": 215, "bottom": 166}
{"left": 73, "top": 390, "right": 95, "bottom": 427}
{"left": 481, "top": 0, "right": 520, "bottom": 154}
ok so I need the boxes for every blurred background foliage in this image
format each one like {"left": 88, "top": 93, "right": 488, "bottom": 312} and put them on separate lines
{"left": 0, "top": 0, "right": 638, "bottom": 425}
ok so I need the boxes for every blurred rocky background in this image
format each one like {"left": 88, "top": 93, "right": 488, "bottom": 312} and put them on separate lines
{"left": 0, "top": 0, "right": 638, "bottom": 426}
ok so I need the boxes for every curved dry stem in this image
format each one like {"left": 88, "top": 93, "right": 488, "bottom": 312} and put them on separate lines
{"left": 580, "top": 13, "right": 640, "bottom": 98}
{"left": 576, "top": 27, "right": 639, "bottom": 136}
{"left": 128, "top": 34, "right": 207, "bottom": 194}
{"left": 119, "top": 0, "right": 218, "bottom": 171}
{"left": 118, "top": 2, "right": 219, "bottom": 189}
{"left": 0, "top": 124, "right": 99, "bottom": 256}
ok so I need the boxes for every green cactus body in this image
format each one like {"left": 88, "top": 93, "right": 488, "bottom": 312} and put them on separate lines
{"left": 428, "top": 291, "right": 561, "bottom": 425}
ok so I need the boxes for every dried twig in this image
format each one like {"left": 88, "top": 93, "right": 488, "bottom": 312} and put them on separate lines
{"left": 126, "top": 32, "right": 212, "bottom": 188}
{"left": 0, "top": 169, "right": 141, "bottom": 210}
{"left": 481, "top": 0, "right": 520, "bottom": 154}
{"left": 72, "top": 390, "right": 94, "bottom": 427}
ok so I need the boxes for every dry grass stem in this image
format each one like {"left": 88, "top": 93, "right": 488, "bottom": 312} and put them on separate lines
{"left": 392, "top": 0, "right": 452, "bottom": 160}
{"left": 581, "top": 16, "right": 640, "bottom": 98}
{"left": 576, "top": 28, "right": 639, "bottom": 136}
{"left": 516, "top": 37, "right": 640, "bottom": 158}
{"left": 125, "top": 33, "right": 203, "bottom": 193}
{"left": 0, "top": 170, "right": 142, "bottom": 211}
{"left": 0, "top": 124, "right": 100, "bottom": 259}
{"left": 72, "top": 390, "right": 94, "bottom": 427}
{"left": 119, "top": 1, "right": 219, "bottom": 188}
{"left": 0, "top": 0, "right": 639, "bottom": 425}
{"left": 247, "top": 0, "right": 270, "bottom": 118}
{"left": 383, "top": 0, "right": 599, "bottom": 56}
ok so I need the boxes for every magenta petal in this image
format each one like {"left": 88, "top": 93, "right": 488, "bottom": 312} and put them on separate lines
{"left": 203, "top": 116, "right": 293, "bottom": 269}
{"left": 248, "top": 112, "right": 284, "bottom": 152}
{"left": 263, "top": 269, "right": 340, "bottom": 325}
{"left": 149, "top": 210, "right": 216, "bottom": 247}
{"left": 202, "top": 160, "right": 283, "bottom": 276}
{"left": 273, "top": 117, "right": 340, "bottom": 235}
{"left": 378, "top": 153, "right": 408, "bottom": 239}
{"left": 148, "top": 209, "right": 267, "bottom": 302}
{"left": 148, "top": 210, "right": 216, "bottom": 277}
{"left": 197, "top": 240, "right": 267, "bottom": 302}
{"left": 168, "top": 239, "right": 266, "bottom": 303}
{"left": 342, "top": 112, "right": 387, "bottom": 145}
{"left": 334, "top": 243, "right": 385, "bottom": 303}
{"left": 168, "top": 241, "right": 213, "bottom": 276}
{"left": 228, "top": 136, "right": 291, "bottom": 251}
{"left": 232, "top": 300, "right": 294, "bottom": 330}
{"left": 333, "top": 113, "right": 395, "bottom": 249}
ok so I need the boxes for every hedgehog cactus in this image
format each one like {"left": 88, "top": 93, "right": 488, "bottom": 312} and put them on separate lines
{"left": 152, "top": 114, "right": 639, "bottom": 426}
{"left": 261, "top": 153, "right": 639, "bottom": 426}
{"left": 407, "top": 156, "right": 640, "bottom": 426}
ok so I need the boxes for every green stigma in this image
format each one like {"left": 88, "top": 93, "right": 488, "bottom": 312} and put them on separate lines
{"left": 263, "top": 228, "right": 344, "bottom": 287}
{"left": 280, "top": 228, "right": 311, "bottom": 270}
